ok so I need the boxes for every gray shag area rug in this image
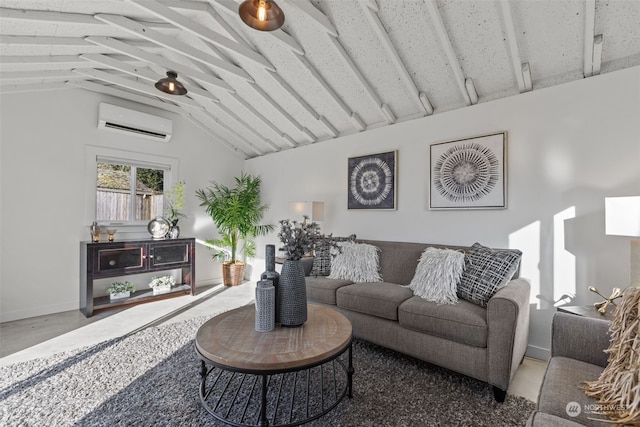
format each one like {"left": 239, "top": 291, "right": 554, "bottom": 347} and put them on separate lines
{"left": 0, "top": 314, "right": 535, "bottom": 426}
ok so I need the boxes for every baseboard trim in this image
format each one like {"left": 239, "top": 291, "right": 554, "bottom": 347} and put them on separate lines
{"left": 526, "top": 344, "right": 550, "bottom": 361}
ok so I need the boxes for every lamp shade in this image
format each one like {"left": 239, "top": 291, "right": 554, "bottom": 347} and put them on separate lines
{"left": 238, "top": 0, "right": 285, "bottom": 31}
{"left": 289, "top": 201, "right": 324, "bottom": 222}
{"left": 605, "top": 196, "right": 640, "bottom": 236}
{"left": 155, "top": 71, "right": 187, "bottom": 95}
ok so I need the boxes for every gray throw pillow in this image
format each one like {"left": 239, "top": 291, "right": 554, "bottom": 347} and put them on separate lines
{"left": 310, "top": 234, "right": 356, "bottom": 277}
{"left": 457, "top": 243, "right": 522, "bottom": 307}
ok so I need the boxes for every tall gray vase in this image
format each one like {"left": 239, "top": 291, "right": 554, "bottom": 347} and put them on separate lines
{"left": 278, "top": 259, "right": 307, "bottom": 327}
{"left": 260, "top": 245, "right": 280, "bottom": 323}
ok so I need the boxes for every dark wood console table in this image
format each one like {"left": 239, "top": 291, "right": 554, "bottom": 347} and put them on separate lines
{"left": 80, "top": 237, "right": 195, "bottom": 317}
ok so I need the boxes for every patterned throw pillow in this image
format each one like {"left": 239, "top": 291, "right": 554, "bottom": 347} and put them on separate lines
{"left": 408, "top": 247, "right": 465, "bottom": 304}
{"left": 457, "top": 243, "right": 522, "bottom": 307}
{"left": 310, "top": 234, "right": 356, "bottom": 277}
{"left": 328, "top": 241, "right": 382, "bottom": 283}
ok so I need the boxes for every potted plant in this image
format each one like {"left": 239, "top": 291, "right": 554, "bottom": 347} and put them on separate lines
{"left": 106, "top": 281, "right": 135, "bottom": 300}
{"left": 196, "top": 173, "right": 273, "bottom": 286}
{"left": 149, "top": 275, "right": 175, "bottom": 294}
{"left": 165, "top": 180, "right": 186, "bottom": 238}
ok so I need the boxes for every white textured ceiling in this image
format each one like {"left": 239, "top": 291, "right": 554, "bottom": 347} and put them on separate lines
{"left": 1, "top": 0, "right": 639, "bottom": 158}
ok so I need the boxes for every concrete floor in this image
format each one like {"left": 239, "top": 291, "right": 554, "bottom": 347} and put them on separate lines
{"left": 0, "top": 281, "right": 547, "bottom": 402}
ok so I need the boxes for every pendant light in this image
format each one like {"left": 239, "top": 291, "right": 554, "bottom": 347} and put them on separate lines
{"left": 155, "top": 71, "right": 187, "bottom": 95}
{"left": 238, "top": 0, "right": 285, "bottom": 31}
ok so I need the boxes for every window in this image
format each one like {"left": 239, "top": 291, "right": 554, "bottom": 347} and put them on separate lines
{"left": 85, "top": 147, "right": 179, "bottom": 229}
{"left": 96, "top": 161, "right": 165, "bottom": 222}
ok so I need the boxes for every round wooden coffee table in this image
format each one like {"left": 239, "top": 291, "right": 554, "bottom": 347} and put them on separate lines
{"left": 195, "top": 304, "right": 353, "bottom": 427}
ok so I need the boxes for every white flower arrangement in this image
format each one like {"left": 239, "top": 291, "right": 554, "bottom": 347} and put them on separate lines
{"left": 149, "top": 275, "right": 176, "bottom": 289}
{"left": 106, "top": 281, "right": 135, "bottom": 295}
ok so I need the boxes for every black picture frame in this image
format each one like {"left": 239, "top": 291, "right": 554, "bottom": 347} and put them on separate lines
{"left": 348, "top": 150, "right": 397, "bottom": 210}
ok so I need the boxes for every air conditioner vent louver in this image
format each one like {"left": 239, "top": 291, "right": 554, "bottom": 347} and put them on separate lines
{"left": 98, "top": 103, "right": 172, "bottom": 142}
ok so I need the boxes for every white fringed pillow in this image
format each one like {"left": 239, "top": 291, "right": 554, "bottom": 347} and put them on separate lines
{"left": 328, "top": 241, "right": 382, "bottom": 282}
{"left": 408, "top": 247, "right": 465, "bottom": 304}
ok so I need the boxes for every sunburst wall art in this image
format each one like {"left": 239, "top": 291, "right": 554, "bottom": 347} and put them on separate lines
{"left": 348, "top": 150, "right": 397, "bottom": 210}
{"left": 429, "top": 132, "right": 507, "bottom": 210}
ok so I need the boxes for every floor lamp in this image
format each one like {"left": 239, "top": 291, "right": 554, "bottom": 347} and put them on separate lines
{"left": 605, "top": 196, "right": 640, "bottom": 287}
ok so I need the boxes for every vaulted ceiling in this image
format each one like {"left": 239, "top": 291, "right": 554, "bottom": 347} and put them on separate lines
{"left": 1, "top": 0, "right": 639, "bottom": 159}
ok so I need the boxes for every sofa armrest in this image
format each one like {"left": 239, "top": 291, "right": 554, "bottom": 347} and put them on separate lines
{"left": 551, "top": 312, "right": 610, "bottom": 367}
{"left": 486, "top": 278, "right": 531, "bottom": 391}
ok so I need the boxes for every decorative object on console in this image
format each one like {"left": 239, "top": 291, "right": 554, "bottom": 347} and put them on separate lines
{"left": 348, "top": 151, "right": 397, "bottom": 210}
{"left": 310, "top": 234, "right": 356, "bottom": 277}
{"left": 238, "top": 0, "right": 285, "bottom": 31}
{"left": 255, "top": 279, "right": 275, "bottom": 332}
{"left": 196, "top": 173, "right": 273, "bottom": 286}
{"left": 288, "top": 201, "right": 324, "bottom": 224}
{"left": 277, "top": 219, "right": 321, "bottom": 327}
{"left": 588, "top": 286, "right": 624, "bottom": 314}
{"left": 328, "top": 241, "right": 382, "bottom": 283}
{"left": 149, "top": 275, "right": 175, "bottom": 294}
{"left": 430, "top": 132, "right": 507, "bottom": 210}
{"left": 457, "top": 243, "right": 522, "bottom": 307}
{"left": 106, "top": 281, "right": 135, "bottom": 300}
{"left": 106, "top": 229, "right": 117, "bottom": 241}
{"left": 583, "top": 287, "right": 640, "bottom": 424}
{"left": 408, "top": 247, "right": 465, "bottom": 304}
{"left": 89, "top": 221, "right": 101, "bottom": 242}
{"left": 165, "top": 180, "right": 186, "bottom": 239}
{"left": 147, "top": 217, "right": 170, "bottom": 239}
{"left": 605, "top": 196, "right": 640, "bottom": 287}
{"left": 261, "top": 244, "right": 280, "bottom": 323}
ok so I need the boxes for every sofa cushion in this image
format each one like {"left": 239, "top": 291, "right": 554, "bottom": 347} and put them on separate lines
{"left": 457, "top": 243, "right": 522, "bottom": 307}
{"left": 328, "top": 241, "right": 382, "bottom": 282}
{"left": 310, "top": 234, "right": 356, "bottom": 277}
{"left": 527, "top": 411, "right": 587, "bottom": 427}
{"left": 305, "top": 276, "right": 353, "bottom": 305}
{"left": 537, "top": 357, "right": 604, "bottom": 427}
{"left": 398, "top": 296, "right": 488, "bottom": 348}
{"left": 408, "top": 247, "right": 465, "bottom": 304}
{"left": 336, "top": 282, "right": 413, "bottom": 320}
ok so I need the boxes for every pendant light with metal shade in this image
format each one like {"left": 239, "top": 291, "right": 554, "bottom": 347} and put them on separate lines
{"left": 155, "top": 71, "right": 187, "bottom": 95}
{"left": 238, "top": 0, "right": 285, "bottom": 31}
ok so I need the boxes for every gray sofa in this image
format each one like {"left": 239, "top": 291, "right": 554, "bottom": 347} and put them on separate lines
{"left": 527, "top": 312, "right": 611, "bottom": 427}
{"left": 305, "top": 239, "right": 531, "bottom": 402}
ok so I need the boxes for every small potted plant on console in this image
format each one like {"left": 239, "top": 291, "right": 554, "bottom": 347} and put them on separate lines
{"left": 149, "top": 275, "right": 175, "bottom": 295}
{"left": 106, "top": 281, "right": 135, "bottom": 300}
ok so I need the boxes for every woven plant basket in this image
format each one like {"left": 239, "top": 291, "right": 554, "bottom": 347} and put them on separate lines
{"left": 222, "top": 262, "right": 245, "bottom": 286}
{"left": 583, "top": 287, "right": 640, "bottom": 425}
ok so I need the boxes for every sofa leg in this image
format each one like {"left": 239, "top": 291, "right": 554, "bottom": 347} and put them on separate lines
{"left": 493, "top": 386, "right": 507, "bottom": 402}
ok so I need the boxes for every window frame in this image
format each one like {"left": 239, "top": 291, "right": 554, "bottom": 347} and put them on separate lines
{"left": 85, "top": 146, "right": 179, "bottom": 233}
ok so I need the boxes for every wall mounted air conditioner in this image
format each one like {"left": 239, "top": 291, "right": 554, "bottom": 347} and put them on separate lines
{"left": 97, "top": 103, "right": 172, "bottom": 142}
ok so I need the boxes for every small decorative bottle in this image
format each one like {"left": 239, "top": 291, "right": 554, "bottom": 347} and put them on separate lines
{"left": 255, "top": 279, "right": 275, "bottom": 332}
{"left": 261, "top": 244, "right": 280, "bottom": 323}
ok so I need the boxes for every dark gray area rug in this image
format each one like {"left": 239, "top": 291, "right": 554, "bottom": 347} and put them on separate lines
{"left": 0, "top": 315, "right": 535, "bottom": 426}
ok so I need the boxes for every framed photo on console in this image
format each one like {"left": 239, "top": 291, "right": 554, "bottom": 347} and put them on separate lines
{"left": 429, "top": 132, "right": 507, "bottom": 210}
{"left": 348, "top": 150, "right": 397, "bottom": 210}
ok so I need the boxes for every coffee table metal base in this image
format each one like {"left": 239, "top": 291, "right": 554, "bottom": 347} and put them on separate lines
{"left": 198, "top": 341, "right": 353, "bottom": 427}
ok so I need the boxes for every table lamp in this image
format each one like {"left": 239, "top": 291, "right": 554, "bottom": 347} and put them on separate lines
{"left": 605, "top": 196, "right": 640, "bottom": 287}
{"left": 288, "top": 201, "right": 325, "bottom": 224}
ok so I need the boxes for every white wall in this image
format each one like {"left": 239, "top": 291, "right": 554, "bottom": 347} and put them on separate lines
{"left": 0, "top": 88, "right": 244, "bottom": 322}
{"left": 246, "top": 66, "right": 640, "bottom": 359}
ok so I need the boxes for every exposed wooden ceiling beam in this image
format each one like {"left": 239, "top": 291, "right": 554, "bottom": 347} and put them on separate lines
{"left": 72, "top": 68, "right": 204, "bottom": 107}
{"left": 584, "top": 0, "right": 596, "bottom": 78}
{"left": 0, "top": 70, "right": 79, "bottom": 81}
{"left": 1, "top": 82, "right": 69, "bottom": 93}
{"left": 424, "top": 0, "right": 472, "bottom": 106}
{"left": 0, "top": 7, "right": 174, "bottom": 29}
{"left": 79, "top": 53, "right": 219, "bottom": 102}
{"left": 85, "top": 36, "right": 233, "bottom": 92}
{"left": 127, "top": 0, "right": 274, "bottom": 71}
{"left": 281, "top": 0, "right": 338, "bottom": 37}
{"left": 94, "top": 14, "right": 252, "bottom": 82}
{"left": 211, "top": 0, "right": 304, "bottom": 55}
{"left": 185, "top": 112, "right": 250, "bottom": 159}
{"left": 0, "top": 55, "right": 101, "bottom": 68}
{"left": 498, "top": 0, "right": 531, "bottom": 93}
{"left": 362, "top": 4, "right": 427, "bottom": 116}
{"left": 191, "top": 107, "right": 265, "bottom": 157}
{"left": 70, "top": 79, "right": 185, "bottom": 114}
